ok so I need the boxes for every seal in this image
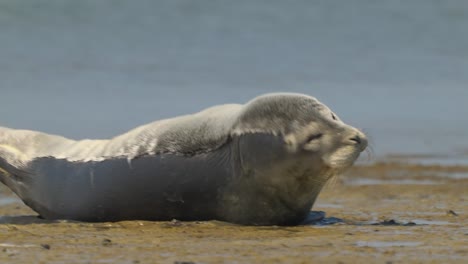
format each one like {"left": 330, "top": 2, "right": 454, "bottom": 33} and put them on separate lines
{"left": 0, "top": 93, "right": 367, "bottom": 225}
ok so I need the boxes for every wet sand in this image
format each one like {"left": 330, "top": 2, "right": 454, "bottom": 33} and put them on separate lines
{"left": 0, "top": 161, "right": 467, "bottom": 263}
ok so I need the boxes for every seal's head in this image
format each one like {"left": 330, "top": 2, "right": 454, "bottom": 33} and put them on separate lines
{"left": 233, "top": 93, "right": 367, "bottom": 171}
{"left": 225, "top": 93, "right": 367, "bottom": 225}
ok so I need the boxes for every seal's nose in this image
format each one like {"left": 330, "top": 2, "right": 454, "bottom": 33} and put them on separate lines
{"left": 350, "top": 135, "right": 361, "bottom": 144}
{"left": 349, "top": 133, "right": 368, "bottom": 151}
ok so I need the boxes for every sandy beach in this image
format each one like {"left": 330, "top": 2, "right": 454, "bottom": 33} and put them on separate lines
{"left": 1, "top": 159, "right": 466, "bottom": 263}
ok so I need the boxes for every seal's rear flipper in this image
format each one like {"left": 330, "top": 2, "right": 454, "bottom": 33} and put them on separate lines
{"left": 0, "top": 156, "right": 32, "bottom": 184}
{"left": 0, "top": 145, "right": 33, "bottom": 198}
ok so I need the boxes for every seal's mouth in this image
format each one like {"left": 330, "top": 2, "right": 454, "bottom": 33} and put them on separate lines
{"left": 324, "top": 139, "right": 367, "bottom": 169}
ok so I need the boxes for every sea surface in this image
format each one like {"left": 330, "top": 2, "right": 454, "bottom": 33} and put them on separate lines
{"left": 1, "top": 0, "right": 468, "bottom": 162}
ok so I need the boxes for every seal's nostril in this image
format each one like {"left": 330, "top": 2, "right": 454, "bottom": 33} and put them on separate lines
{"left": 350, "top": 135, "right": 361, "bottom": 144}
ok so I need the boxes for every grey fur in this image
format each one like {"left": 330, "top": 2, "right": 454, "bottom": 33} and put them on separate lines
{"left": 0, "top": 93, "right": 367, "bottom": 225}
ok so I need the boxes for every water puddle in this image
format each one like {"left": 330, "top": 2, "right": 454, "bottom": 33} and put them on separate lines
{"left": 391, "top": 211, "right": 444, "bottom": 216}
{"left": 382, "top": 155, "right": 468, "bottom": 167}
{"left": 433, "top": 172, "right": 468, "bottom": 179}
{"left": 345, "top": 178, "right": 440, "bottom": 186}
{"left": 404, "top": 171, "right": 468, "bottom": 179}
{"left": 408, "top": 219, "right": 453, "bottom": 226}
{"left": 300, "top": 212, "right": 452, "bottom": 227}
{"left": 314, "top": 203, "right": 343, "bottom": 209}
{"left": 370, "top": 160, "right": 468, "bottom": 179}
{"left": 364, "top": 219, "right": 453, "bottom": 226}
{"left": 0, "top": 243, "right": 39, "bottom": 248}
{"left": 369, "top": 231, "right": 415, "bottom": 235}
{"left": 356, "top": 241, "right": 422, "bottom": 248}
{"left": 0, "top": 196, "right": 21, "bottom": 206}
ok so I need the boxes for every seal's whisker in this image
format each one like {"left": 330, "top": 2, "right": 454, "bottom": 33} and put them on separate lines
{"left": 358, "top": 128, "right": 375, "bottom": 162}
{"left": 365, "top": 145, "right": 375, "bottom": 162}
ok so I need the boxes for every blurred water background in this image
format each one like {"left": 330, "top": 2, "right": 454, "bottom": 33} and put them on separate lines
{"left": 1, "top": 0, "right": 467, "bottom": 163}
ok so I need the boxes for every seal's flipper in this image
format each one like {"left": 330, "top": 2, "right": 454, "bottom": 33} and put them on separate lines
{"left": 0, "top": 155, "right": 29, "bottom": 182}
{"left": 0, "top": 145, "right": 34, "bottom": 198}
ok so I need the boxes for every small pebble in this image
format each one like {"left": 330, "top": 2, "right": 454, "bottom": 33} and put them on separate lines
{"left": 41, "top": 244, "right": 51, "bottom": 250}
{"left": 447, "top": 210, "right": 458, "bottom": 216}
{"left": 102, "top": 239, "right": 112, "bottom": 246}
{"left": 170, "top": 219, "right": 183, "bottom": 226}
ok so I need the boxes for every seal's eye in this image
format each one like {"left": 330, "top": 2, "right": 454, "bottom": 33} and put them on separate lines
{"left": 307, "top": 133, "right": 323, "bottom": 142}
{"left": 331, "top": 113, "right": 337, "bottom": 120}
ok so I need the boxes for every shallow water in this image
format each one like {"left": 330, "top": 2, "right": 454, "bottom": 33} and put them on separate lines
{"left": 1, "top": 0, "right": 468, "bottom": 161}
{"left": 407, "top": 219, "right": 453, "bottom": 226}
{"left": 0, "top": 196, "right": 20, "bottom": 206}
{"left": 382, "top": 153, "right": 468, "bottom": 166}
{"left": 355, "top": 241, "right": 423, "bottom": 248}
{"left": 344, "top": 178, "right": 441, "bottom": 186}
